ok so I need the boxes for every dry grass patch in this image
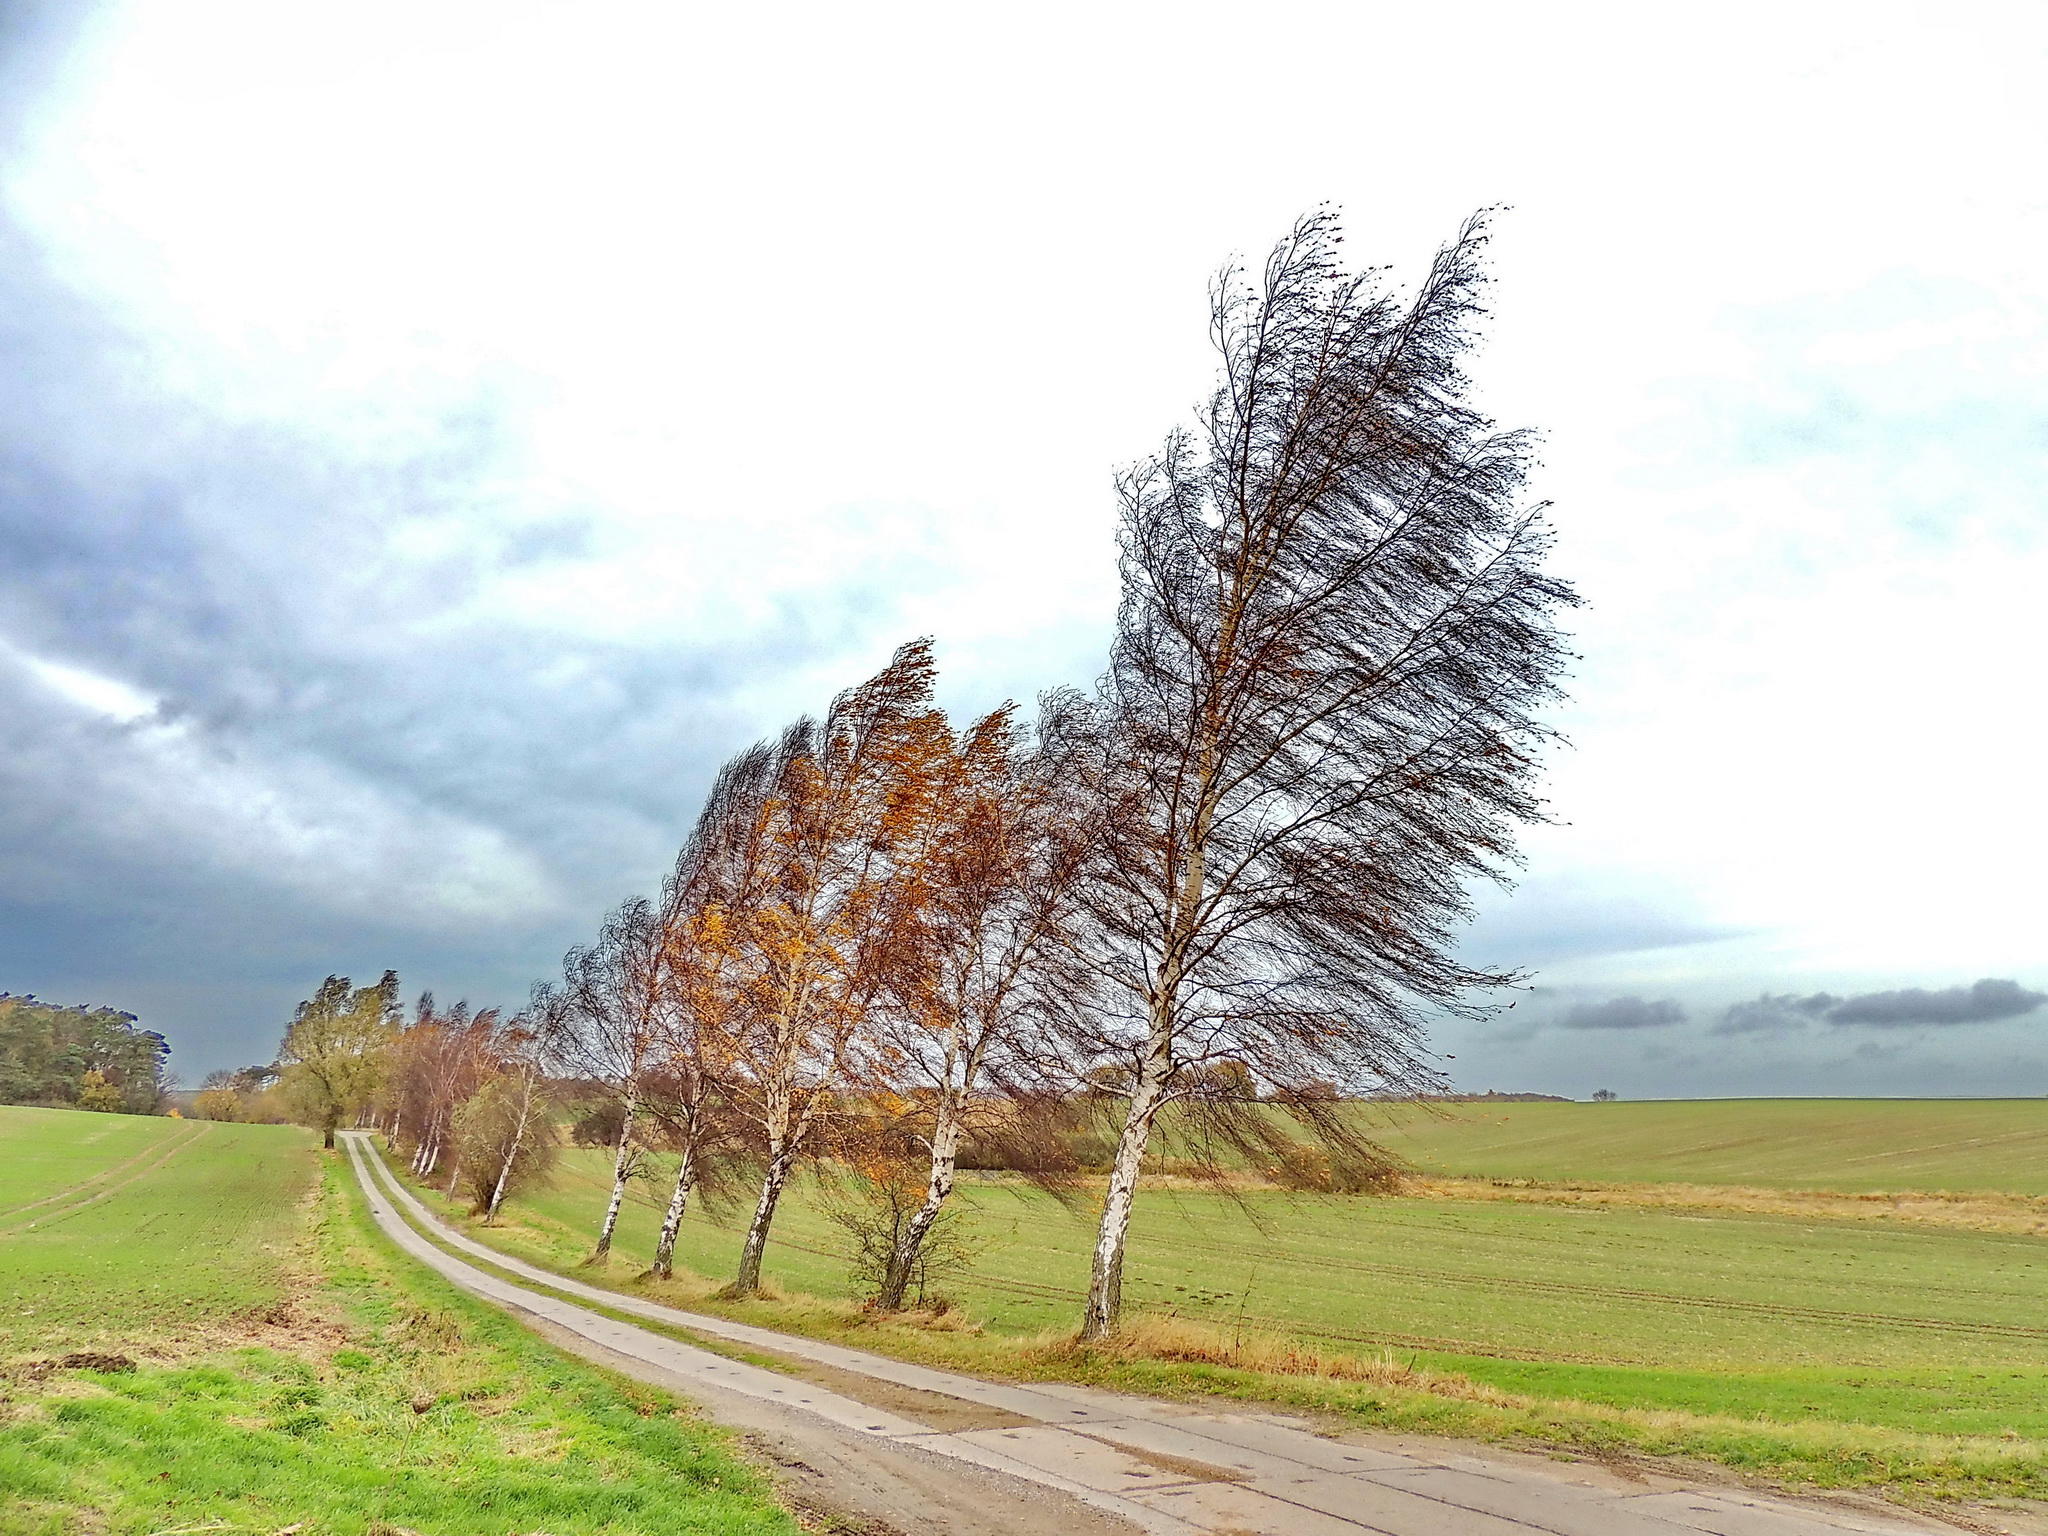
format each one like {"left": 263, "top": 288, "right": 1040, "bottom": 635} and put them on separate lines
{"left": 1418, "top": 1175, "right": 2048, "bottom": 1236}
{"left": 1041, "top": 1314, "right": 1515, "bottom": 1401}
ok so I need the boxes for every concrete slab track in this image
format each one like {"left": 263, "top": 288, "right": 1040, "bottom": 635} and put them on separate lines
{"left": 342, "top": 1134, "right": 1969, "bottom": 1536}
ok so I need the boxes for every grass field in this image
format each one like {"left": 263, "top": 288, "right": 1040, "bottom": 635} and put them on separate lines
{"left": 381, "top": 1098, "right": 2048, "bottom": 1503}
{"left": 0, "top": 1109, "right": 312, "bottom": 1356}
{"left": 0, "top": 1106, "right": 795, "bottom": 1536}
{"left": 1367, "top": 1098, "right": 2048, "bottom": 1194}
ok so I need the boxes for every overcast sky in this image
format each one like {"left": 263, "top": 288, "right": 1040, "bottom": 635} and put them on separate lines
{"left": 2, "top": 0, "right": 2042, "bottom": 1096}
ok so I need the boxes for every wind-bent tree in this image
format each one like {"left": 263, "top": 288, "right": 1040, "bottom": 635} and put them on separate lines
{"left": 869, "top": 703, "right": 1091, "bottom": 1310}
{"left": 1054, "top": 210, "right": 1575, "bottom": 1339}
{"left": 558, "top": 897, "right": 675, "bottom": 1262}
{"left": 279, "top": 971, "right": 401, "bottom": 1148}
{"left": 468, "top": 1005, "right": 558, "bottom": 1220}
{"left": 720, "top": 640, "right": 944, "bottom": 1296}
{"left": 641, "top": 765, "right": 764, "bottom": 1282}
{"left": 384, "top": 996, "right": 498, "bottom": 1182}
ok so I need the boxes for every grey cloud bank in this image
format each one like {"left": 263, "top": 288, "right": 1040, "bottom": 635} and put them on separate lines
{"left": 1707, "top": 980, "right": 2044, "bottom": 1037}
{"left": 1826, "top": 979, "right": 2045, "bottom": 1029}
{"left": 1713, "top": 992, "right": 1836, "bottom": 1036}
{"left": 1558, "top": 996, "right": 1687, "bottom": 1031}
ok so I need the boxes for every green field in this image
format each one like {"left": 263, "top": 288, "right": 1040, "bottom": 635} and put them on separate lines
{"left": 12, "top": 1097, "right": 2044, "bottom": 1518}
{"left": 0, "top": 1107, "right": 795, "bottom": 1536}
{"left": 1368, "top": 1098, "right": 2048, "bottom": 1194}
{"left": 449, "top": 1144, "right": 2048, "bottom": 1441}
{"left": 0, "top": 1109, "right": 313, "bottom": 1355}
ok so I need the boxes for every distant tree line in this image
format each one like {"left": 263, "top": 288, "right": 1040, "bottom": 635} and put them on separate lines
{"left": 268, "top": 210, "right": 1574, "bottom": 1339}
{"left": 0, "top": 993, "right": 169, "bottom": 1114}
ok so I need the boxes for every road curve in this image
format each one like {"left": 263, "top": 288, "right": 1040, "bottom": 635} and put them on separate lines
{"left": 342, "top": 1134, "right": 1958, "bottom": 1536}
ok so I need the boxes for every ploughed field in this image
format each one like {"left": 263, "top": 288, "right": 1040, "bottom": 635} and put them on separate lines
{"left": 471, "top": 1099, "right": 2048, "bottom": 1443}
{"left": 0, "top": 1106, "right": 793, "bottom": 1536}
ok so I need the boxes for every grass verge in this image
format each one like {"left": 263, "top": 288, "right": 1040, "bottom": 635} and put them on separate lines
{"left": 0, "top": 1154, "right": 797, "bottom": 1536}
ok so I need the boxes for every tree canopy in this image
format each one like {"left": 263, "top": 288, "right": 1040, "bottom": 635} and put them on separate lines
{"left": 279, "top": 972, "right": 401, "bottom": 1147}
{"left": 0, "top": 993, "right": 168, "bottom": 1113}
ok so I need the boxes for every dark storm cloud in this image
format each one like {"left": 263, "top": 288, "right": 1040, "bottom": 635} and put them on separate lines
{"left": 1713, "top": 991, "right": 1837, "bottom": 1035}
{"left": 1824, "top": 978, "right": 2045, "bottom": 1028}
{"left": 1557, "top": 995, "right": 1686, "bottom": 1031}
{"left": 0, "top": 198, "right": 921, "bottom": 1077}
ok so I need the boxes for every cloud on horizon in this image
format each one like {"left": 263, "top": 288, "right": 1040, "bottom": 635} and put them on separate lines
{"left": 1557, "top": 996, "right": 1687, "bottom": 1031}
{"left": 1825, "top": 978, "right": 2045, "bottom": 1029}
{"left": 1712, "top": 991, "right": 1837, "bottom": 1035}
{"left": 1709, "top": 980, "right": 2043, "bottom": 1035}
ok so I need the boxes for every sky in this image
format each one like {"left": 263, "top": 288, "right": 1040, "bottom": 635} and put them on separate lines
{"left": 1, "top": 0, "right": 2043, "bottom": 1096}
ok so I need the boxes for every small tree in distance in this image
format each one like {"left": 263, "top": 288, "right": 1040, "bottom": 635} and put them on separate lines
{"left": 193, "top": 1078, "right": 243, "bottom": 1121}
{"left": 561, "top": 900, "right": 672, "bottom": 1262}
{"left": 279, "top": 972, "right": 400, "bottom": 1148}
{"left": 454, "top": 1048, "right": 557, "bottom": 1220}
{"left": 1592, "top": 1088, "right": 1618, "bottom": 1101}
{"left": 77, "top": 1068, "right": 123, "bottom": 1112}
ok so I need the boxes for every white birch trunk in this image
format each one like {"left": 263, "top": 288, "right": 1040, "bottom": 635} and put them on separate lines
{"left": 650, "top": 1135, "right": 698, "bottom": 1279}
{"left": 878, "top": 1100, "right": 962, "bottom": 1310}
{"left": 1080, "top": 1048, "right": 1168, "bottom": 1340}
{"left": 590, "top": 1088, "right": 638, "bottom": 1261}
{"left": 486, "top": 1070, "right": 540, "bottom": 1222}
{"left": 732, "top": 1144, "right": 795, "bottom": 1294}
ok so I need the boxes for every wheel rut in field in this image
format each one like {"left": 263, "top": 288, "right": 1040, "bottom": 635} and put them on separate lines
{"left": 0, "top": 1122, "right": 212, "bottom": 1235}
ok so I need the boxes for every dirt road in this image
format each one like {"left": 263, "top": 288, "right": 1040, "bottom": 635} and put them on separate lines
{"left": 343, "top": 1135, "right": 1978, "bottom": 1536}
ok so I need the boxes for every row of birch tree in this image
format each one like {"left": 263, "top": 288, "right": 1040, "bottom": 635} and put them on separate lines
{"left": 272, "top": 211, "right": 1571, "bottom": 1337}
{"left": 537, "top": 209, "right": 1576, "bottom": 1336}
{"left": 274, "top": 975, "right": 559, "bottom": 1220}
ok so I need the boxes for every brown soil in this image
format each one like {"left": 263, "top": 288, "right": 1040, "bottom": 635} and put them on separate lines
{"left": 1085, "top": 1433, "right": 1248, "bottom": 1484}
{"left": 763, "top": 1353, "right": 1034, "bottom": 1434}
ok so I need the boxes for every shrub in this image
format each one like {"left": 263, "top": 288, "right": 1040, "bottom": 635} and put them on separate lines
{"left": 77, "top": 1069, "right": 124, "bottom": 1113}
{"left": 453, "top": 1072, "right": 559, "bottom": 1215}
{"left": 570, "top": 1098, "right": 626, "bottom": 1149}
{"left": 819, "top": 1152, "right": 976, "bottom": 1309}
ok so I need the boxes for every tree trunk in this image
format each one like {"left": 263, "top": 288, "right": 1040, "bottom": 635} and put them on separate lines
{"left": 650, "top": 1137, "right": 699, "bottom": 1280}
{"left": 486, "top": 1073, "right": 540, "bottom": 1223}
{"left": 1080, "top": 1053, "right": 1167, "bottom": 1341}
{"left": 731, "top": 1146, "right": 795, "bottom": 1295}
{"left": 590, "top": 1089, "right": 638, "bottom": 1262}
{"left": 876, "top": 1096, "right": 963, "bottom": 1310}
{"left": 322, "top": 1112, "right": 338, "bottom": 1150}
{"left": 443, "top": 1153, "right": 463, "bottom": 1199}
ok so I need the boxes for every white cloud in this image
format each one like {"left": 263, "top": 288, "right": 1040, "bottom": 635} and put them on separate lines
{"left": 12, "top": 644, "right": 157, "bottom": 722}
{"left": 3, "top": 0, "right": 2044, "bottom": 1086}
